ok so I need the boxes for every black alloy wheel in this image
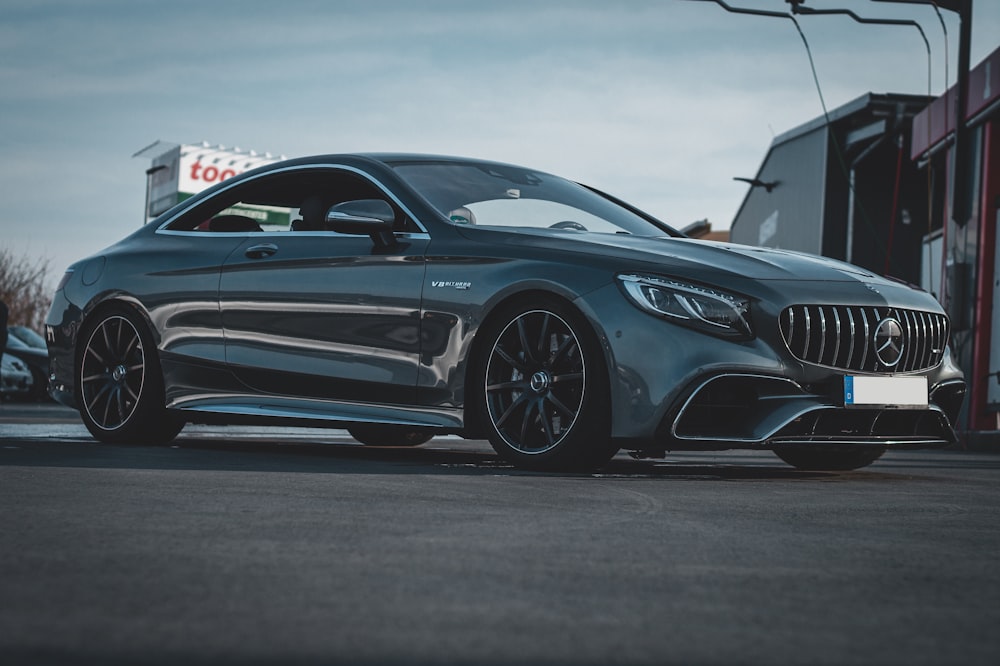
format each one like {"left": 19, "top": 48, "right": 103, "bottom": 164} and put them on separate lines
{"left": 480, "top": 298, "right": 615, "bottom": 471}
{"left": 78, "top": 306, "right": 183, "bottom": 444}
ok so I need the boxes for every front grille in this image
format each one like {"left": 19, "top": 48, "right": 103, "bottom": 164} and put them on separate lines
{"left": 779, "top": 305, "right": 949, "bottom": 373}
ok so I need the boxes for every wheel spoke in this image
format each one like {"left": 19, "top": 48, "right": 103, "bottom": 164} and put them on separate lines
{"left": 545, "top": 393, "right": 577, "bottom": 421}
{"left": 516, "top": 317, "right": 539, "bottom": 365}
{"left": 486, "top": 379, "right": 528, "bottom": 393}
{"left": 101, "top": 321, "right": 114, "bottom": 359}
{"left": 123, "top": 381, "right": 140, "bottom": 403}
{"left": 114, "top": 317, "right": 124, "bottom": 353}
{"left": 85, "top": 381, "right": 113, "bottom": 414}
{"left": 85, "top": 344, "right": 109, "bottom": 366}
{"left": 494, "top": 345, "right": 528, "bottom": 373}
{"left": 550, "top": 371, "right": 583, "bottom": 385}
{"left": 551, "top": 335, "right": 577, "bottom": 366}
{"left": 82, "top": 371, "right": 110, "bottom": 384}
{"left": 537, "top": 313, "right": 551, "bottom": 361}
{"left": 124, "top": 332, "right": 140, "bottom": 358}
{"left": 495, "top": 391, "right": 530, "bottom": 429}
{"left": 536, "top": 400, "right": 556, "bottom": 447}
{"left": 101, "top": 386, "right": 116, "bottom": 427}
{"left": 115, "top": 386, "right": 128, "bottom": 424}
{"left": 519, "top": 399, "right": 539, "bottom": 445}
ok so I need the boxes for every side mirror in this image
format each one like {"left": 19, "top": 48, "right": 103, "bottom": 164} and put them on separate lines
{"left": 326, "top": 199, "right": 397, "bottom": 247}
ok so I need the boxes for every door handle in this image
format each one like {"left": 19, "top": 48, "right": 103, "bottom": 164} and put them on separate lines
{"left": 245, "top": 243, "right": 278, "bottom": 259}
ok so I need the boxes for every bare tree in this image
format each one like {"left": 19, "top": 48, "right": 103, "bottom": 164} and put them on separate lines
{"left": 0, "top": 247, "right": 52, "bottom": 332}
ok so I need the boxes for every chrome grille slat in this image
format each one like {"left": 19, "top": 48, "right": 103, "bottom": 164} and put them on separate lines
{"left": 831, "top": 307, "right": 842, "bottom": 368}
{"left": 788, "top": 308, "right": 796, "bottom": 354}
{"left": 913, "top": 311, "right": 924, "bottom": 371}
{"left": 921, "top": 311, "right": 932, "bottom": 368}
{"left": 817, "top": 307, "right": 827, "bottom": 364}
{"left": 860, "top": 309, "right": 872, "bottom": 372}
{"left": 779, "top": 304, "right": 949, "bottom": 373}
{"left": 845, "top": 308, "right": 856, "bottom": 369}
{"left": 802, "top": 307, "right": 812, "bottom": 360}
{"left": 900, "top": 310, "right": 914, "bottom": 371}
{"left": 923, "top": 308, "right": 943, "bottom": 366}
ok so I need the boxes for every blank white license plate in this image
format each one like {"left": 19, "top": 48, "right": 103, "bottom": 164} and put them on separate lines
{"left": 844, "top": 376, "right": 928, "bottom": 409}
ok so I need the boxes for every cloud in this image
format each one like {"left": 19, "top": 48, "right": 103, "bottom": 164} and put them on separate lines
{"left": 1, "top": 0, "right": 997, "bottom": 282}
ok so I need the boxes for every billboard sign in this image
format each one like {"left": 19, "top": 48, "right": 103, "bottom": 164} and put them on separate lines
{"left": 143, "top": 142, "right": 284, "bottom": 224}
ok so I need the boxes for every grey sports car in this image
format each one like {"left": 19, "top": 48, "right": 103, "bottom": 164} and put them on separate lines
{"left": 46, "top": 154, "right": 965, "bottom": 471}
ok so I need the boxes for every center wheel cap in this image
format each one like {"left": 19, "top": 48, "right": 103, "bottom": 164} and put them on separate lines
{"left": 112, "top": 364, "right": 128, "bottom": 382}
{"left": 529, "top": 370, "right": 551, "bottom": 393}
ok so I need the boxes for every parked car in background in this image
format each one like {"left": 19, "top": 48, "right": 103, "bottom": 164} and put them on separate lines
{"left": 5, "top": 326, "right": 49, "bottom": 401}
{"left": 8, "top": 325, "right": 47, "bottom": 350}
{"left": 1, "top": 352, "right": 33, "bottom": 400}
{"left": 46, "top": 153, "right": 965, "bottom": 471}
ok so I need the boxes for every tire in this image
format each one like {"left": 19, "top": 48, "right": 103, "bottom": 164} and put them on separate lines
{"left": 773, "top": 446, "right": 886, "bottom": 471}
{"left": 476, "top": 297, "right": 616, "bottom": 471}
{"left": 77, "top": 306, "right": 184, "bottom": 445}
{"left": 349, "top": 424, "right": 433, "bottom": 447}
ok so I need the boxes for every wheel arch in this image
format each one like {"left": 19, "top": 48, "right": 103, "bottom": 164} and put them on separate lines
{"left": 460, "top": 287, "right": 615, "bottom": 438}
{"left": 73, "top": 294, "right": 184, "bottom": 444}
{"left": 74, "top": 294, "right": 161, "bottom": 400}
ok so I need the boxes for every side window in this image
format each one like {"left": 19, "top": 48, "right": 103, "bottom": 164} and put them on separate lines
{"left": 164, "top": 168, "right": 415, "bottom": 233}
{"left": 165, "top": 174, "right": 297, "bottom": 233}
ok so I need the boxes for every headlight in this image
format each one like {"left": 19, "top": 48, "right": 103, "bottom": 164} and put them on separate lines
{"left": 618, "top": 273, "right": 753, "bottom": 340}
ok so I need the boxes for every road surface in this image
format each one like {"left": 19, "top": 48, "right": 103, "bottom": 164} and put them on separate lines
{"left": 2, "top": 402, "right": 999, "bottom": 665}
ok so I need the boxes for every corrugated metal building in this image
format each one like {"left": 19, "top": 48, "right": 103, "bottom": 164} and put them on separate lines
{"left": 730, "top": 45, "right": 1000, "bottom": 441}
{"left": 730, "top": 93, "right": 934, "bottom": 287}
{"left": 910, "top": 46, "right": 1000, "bottom": 436}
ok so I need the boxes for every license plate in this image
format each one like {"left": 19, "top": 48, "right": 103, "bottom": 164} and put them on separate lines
{"left": 844, "top": 375, "right": 928, "bottom": 409}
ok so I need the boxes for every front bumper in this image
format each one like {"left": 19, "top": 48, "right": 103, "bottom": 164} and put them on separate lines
{"left": 661, "top": 373, "right": 964, "bottom": 450}
{"left": 580, "top": 282, "right": 966, "bottom": 453}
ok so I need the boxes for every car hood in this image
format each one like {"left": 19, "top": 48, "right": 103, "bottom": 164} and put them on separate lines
{"left": 633, "top": 237, "right": 880, "bottom": 282}
{"left": 471, "top": 227, "right": 888, "bottom": 284}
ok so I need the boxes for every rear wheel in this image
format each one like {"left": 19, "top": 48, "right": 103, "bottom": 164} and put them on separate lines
{"left": 77, "top": 306, "right": 183, "bottom": 444}
{"left": 773, "top": 446, "right": 886, "bottom": 471}
{"left": 477, "top": 298, "right": 615, "bottom": 471}
{"left": 348, "top": 424, "right": 433, "bottom": 447}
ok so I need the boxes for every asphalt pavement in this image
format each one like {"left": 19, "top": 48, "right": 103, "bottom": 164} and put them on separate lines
{"left": 2, "top": 401, "right": 999, "bottom": 665}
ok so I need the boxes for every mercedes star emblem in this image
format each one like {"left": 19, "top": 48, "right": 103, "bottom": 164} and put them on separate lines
{"left": 874, "top": 317, "right": 904, "bottom": 368}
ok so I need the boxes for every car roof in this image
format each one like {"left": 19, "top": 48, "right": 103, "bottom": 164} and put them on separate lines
{"left": 268, "top": 153, "right": 541, "bottom": 172}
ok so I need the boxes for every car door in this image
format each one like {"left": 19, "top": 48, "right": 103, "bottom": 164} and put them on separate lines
{"left": 217, "top": 168, "right": 429, "bottom": 405}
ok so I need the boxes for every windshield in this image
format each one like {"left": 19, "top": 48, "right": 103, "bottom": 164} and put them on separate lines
{"left": 390, "top": 160, "right": 676, "bottom": 236}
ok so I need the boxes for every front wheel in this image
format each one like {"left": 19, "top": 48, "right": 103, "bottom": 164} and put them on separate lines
{"left": 77, "top": 306, "right": 184, "bottom": 445}
{"left": 773, "top": 446, "right": 886, "bottom": 471}
{"left": 477, "top": 298, "right": 616, "bottom": 471}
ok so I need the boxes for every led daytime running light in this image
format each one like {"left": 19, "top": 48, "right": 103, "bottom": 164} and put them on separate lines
{"left": 618, "top": 273, "right": 753, "bottom": 340}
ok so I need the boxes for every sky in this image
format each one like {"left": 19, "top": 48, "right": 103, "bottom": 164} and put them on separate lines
{"left": 2, "top": 0, "right": 998, "bottom": 287}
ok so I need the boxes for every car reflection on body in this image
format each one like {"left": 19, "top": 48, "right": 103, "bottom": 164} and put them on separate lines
{"left": 45, "top": 154, "right": 965, "bottom": 471}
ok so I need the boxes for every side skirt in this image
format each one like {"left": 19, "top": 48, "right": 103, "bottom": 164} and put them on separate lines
{"left": 170, "top": 393, "right": 464, "bottom": 432}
